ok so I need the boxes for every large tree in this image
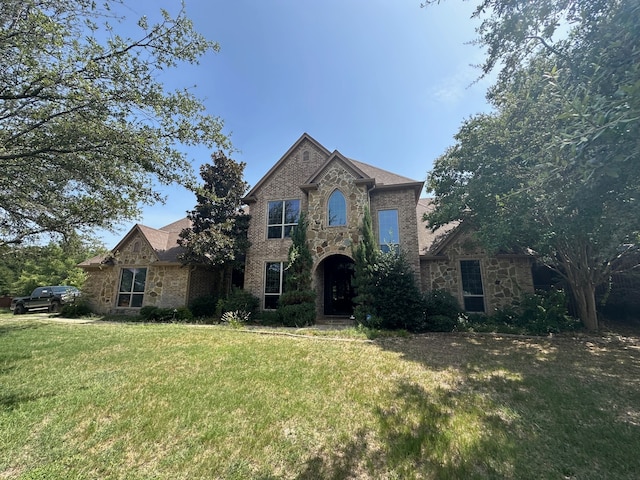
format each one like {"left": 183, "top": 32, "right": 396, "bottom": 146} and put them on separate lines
{"left": 1, "top": 0, "right": 229, "bottom": 247}
{"left": 423, "top": 0, "right": 640, "bottom": 330}
{"left": 178, "top": 151, "right": 250, "bottom": 296}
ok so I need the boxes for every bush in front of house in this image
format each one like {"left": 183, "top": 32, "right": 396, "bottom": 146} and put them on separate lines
{"left": 59, "top": 301, "right": 93, "bottom": 318}
{"left": 278, "top": 301, "right": 316, "bottom": 327}
{"left": 139, "top": 306, "right": 193, "bottom": 323}
{"left": 216, "top": 288, "right": 260, "bottom": 318}
{"left": 189, "top": 295, "right": 219, "bottom": 319}
{"left": 459, "top": 289, "right": 579, "bottom": 335}
{"left": 423, "top": 289, "right": 463, "bottom": 332}
{"left": 368, "top": 249, "right": 428, "bottom": 333}
{"left": 255, "top": 309, "right": 281, "bottom": 326}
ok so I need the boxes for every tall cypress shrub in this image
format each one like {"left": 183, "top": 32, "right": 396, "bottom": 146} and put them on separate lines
{"left": 278, "top": 212, "right": 316, "bottom": 326}
{"left": 352, "top": 206, "right": 379, "bottom": 324}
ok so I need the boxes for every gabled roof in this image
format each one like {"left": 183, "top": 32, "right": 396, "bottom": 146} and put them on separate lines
{"left": 243, "top": 132, "right": 330, "bottom": 202}
{"left": 243, "top": 132, "right": 424, "bottom": 201}
{"left": 416, "top": 198, "right": 461, "bottom": 256}
{"left": 79, "top": 218, "right": 193, "bottom": 267}
{"left": 301, "top": 150, "right": 375, "bottom": 190}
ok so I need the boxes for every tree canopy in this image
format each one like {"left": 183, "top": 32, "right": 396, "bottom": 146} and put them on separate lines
{"left": 423, "top": 0, "right": 640, "bottom": 330}
{"left": 1, "top": 0, "right": 229, "bottom": 247}
{"left": 178, "top": 151, "right": 250, "bottom": 269}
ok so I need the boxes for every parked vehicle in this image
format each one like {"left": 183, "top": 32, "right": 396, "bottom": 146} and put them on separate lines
{"left": 11, "top": 286, "right": 81, "bottom": 314}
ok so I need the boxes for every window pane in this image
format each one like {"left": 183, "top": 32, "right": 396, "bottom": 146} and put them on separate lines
{"left": 284, "top": 200, "right": 300, "bottom": 224}
{"left": 119, "top": 268, "right": 133, "bottom": 293}
{"left": 264, "top": 295, "right": 279, "bottom": 310}
{"left": 133, "top": 268, "right": 147, "bottom": 292}
{"left": 378, "top": 210, "right": 399, "bottom": 246}
{"left": 464, "top": 296, "right": 485, "bottom": 312}
{"left": 460, "top": 260, "right": 484, "bottom": 295}
{"left": 131, "top": 294, "right": 144, "bottom": 308}
{"left": 267, "top": 225, "right": 282, "bottom": 239}
{"left": 117, "top": 294, "right": 131, "bottom": 307}
{"left": 328, "top": 191, "right": 347, "bottom": 226}
{"left": 268, "top": 201, "right": 283, "bottom": 225}
{"left": 265, "top": 263, "right": 282, "bottom": 294}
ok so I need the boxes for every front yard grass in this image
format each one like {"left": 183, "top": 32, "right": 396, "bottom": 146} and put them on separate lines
{"left": 1, "top": 314, "right": 639, "bottom": 479}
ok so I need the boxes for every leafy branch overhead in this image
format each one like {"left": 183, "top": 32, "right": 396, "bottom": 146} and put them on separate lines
{"left": 423, "top": 0, "right": 640, "bottom": 331}
{"left": 0, "top": 0, "right": 229, "bottom": 246}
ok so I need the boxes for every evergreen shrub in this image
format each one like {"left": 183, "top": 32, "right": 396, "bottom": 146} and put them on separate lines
{"left": 189, "top": 295, "right": 219, "bottom": 318}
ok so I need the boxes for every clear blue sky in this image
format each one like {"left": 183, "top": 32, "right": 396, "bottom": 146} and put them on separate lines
{"left": 99, "top": 0, "right": 493, "bottom": 247}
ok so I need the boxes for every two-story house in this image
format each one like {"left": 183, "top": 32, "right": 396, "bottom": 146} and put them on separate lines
{"left": 80, "top": 133, "right": 534, "bottom": 316}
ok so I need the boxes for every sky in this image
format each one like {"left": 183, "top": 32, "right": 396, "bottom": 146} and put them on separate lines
{"left": 98, "top": 0, "right": 494, "bottom": 247}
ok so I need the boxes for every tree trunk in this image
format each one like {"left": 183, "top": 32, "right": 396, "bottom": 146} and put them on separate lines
{"left": 572, "top": 282, "right": 599, "bottom": 331}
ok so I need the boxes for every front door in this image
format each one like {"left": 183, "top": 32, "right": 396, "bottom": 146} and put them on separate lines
{"left": 323, "top": 255, "right": 355, "bottom": 316}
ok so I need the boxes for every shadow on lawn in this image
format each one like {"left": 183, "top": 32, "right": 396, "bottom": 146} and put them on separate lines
{"left": 291, "top": 332, "right": 640, "bottom": 479}
{"left": 294, "top": 380, "right": 515, "bottom": 479}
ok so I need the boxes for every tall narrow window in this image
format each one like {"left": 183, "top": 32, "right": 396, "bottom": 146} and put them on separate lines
{"left": 118, "top": 267, "right": 147, "bottom": 307}
{"left": 328, "top": 190, "right": 347, "bottom": 226}
{"left": 264, "top": 262, "right": 287, "bottom": 309}
{"left": 267, "top": 199, "right": 300, "bottom": 239}
{"left": 378, "top": 209, "right": 399, "bottom": 252}
{"left": 302, "top": 150, "right": 310, "bottom": 162}
{"left": 460, "top": 260, "right": 485, "bottom": 312}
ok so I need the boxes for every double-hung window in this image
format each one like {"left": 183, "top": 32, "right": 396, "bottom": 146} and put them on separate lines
{"left": 460, "top": 260, "right": 485, "bottom": 312}
{"left": 264, "top": 262, "right": 287, "bottom": 309}
{"left": 118, "top": 267, "right": 147, "bottom": 307}
{"left": 268, "top": 199, "right": 300, "bottom": 239}
{"left": 378, "top": 209, "right": 399, "bottom": 253}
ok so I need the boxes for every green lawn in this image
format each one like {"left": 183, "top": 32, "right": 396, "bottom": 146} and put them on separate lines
{"left": 1, "top": 314, "right": 639, "bottom": 479}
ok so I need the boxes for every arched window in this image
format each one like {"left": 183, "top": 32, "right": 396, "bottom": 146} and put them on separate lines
{"left": 328, "top": 190, "right": 347, "bottom": 226}
{"left": 302, "top": 150, "right": 310, "bottom": 162}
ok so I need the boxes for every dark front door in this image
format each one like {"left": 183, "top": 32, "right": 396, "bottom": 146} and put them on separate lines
{"left": 323, "top": 255, "right": 355, "bottom": 316}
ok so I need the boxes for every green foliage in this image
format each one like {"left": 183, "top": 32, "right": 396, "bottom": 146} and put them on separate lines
{"left": 423, "top": 289, "right": 463, "bottom": 332}
{"left": 0, "top": 0, "right": 229, "bottom": 246}
{"left": 352, "top": 206, "right": 379, "bottom": 322}
{"left": 423, "top": 0, "right": 640, "bottom": 331}
{"left": 372, "top": 250, "right": 427, "bottom": 333}
{"left": 255, "top": 309, "right": 281, "bottom": 326}
{"left": 277, "top": 212, "right": 316, "bottom": 325}
{"left": 59, "top": 302, "right": 93, "bottom": 319}
{"left": 217, "top": 288, "right": 260, "bottom": 317}
{"left": 0, "top": 235, "right": 105, "bottom": 296}
{"left": 278, "top": 302, "right": 316, "bottom": 328}
{"left": 179, "top": 152, "right": 250, "bottom": 268}
{"left": 189, "top": 295, "right": 219, "bottom": 319}
{"left": 139, "top": 306, "right": 193, "bottom": 323}
{"left": 459, "top": 290, "right": 579, "bottom": 335}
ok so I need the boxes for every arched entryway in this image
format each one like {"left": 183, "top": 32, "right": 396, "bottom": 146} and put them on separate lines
{"left": 321, "top": 254, "right": 355, "bottom": 316}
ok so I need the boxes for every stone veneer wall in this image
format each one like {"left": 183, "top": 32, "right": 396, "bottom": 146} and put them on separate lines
{"left": 82, "top": 231, "right": 191, "bottom": 314}
{"left": 421, "top": 230, "right": 534, "bottom": 313}
{"left": 306, "top": 163, "right": 369, "bottom": 261}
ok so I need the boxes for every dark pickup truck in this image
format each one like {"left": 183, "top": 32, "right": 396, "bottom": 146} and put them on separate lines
{"left": 11, "top": 286, "right": 81, "bottom": 314}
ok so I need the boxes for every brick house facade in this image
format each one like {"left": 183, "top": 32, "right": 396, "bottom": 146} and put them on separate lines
{"left": 80, "top": 133, "right": 534, "bottom": 316}
{"left": 79, "top": 219, "right": 218, "bottom": 314}
{"left": 243, "top": 133, "right": 534, "bottom": 317}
